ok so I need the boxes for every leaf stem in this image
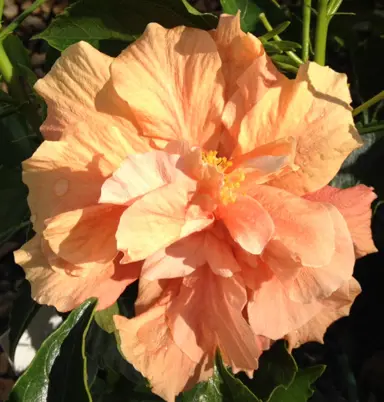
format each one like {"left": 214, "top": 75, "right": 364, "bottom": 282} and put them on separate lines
{"left": 0, "top": 0, "right": 4, "bottom": 28}
{"left": 358, "top": 123, "right": 384, "bottom": 135}
{"left": 314, "top": 0, "right": 329, "bottom": 65}
{"left": 302, "top": 0, "right": 312, "bottom": 62}
{"left": 259, "top": 13, "right": 303, "bottom": 66}
{"left": 0, "top": 0, "right": 47, "bottom": 42}
{"left": 353, "top": 90, "right": 384, "bottom": 117}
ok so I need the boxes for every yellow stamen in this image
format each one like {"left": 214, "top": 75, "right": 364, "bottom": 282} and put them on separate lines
{"left": 202, "top": 150, "right": 245, "bottom": 204}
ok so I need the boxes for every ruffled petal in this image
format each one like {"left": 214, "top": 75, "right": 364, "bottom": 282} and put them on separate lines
{"left": 110, "top": 23, "right": 225, "bottom": 149}
{"left": 43, "top": 204, "right": 124, "bottom": 270}
{"left": 234, "top": 62, "right": 361, "bottom": 194}
{"left": 286, "top": 278, "right": 361, "bottom": 350}
{"left": 14, "top": 236, "right": 140, "bottom": 312}
{"left": 218, "top": 195, "right": 274, "bottom": 255}
{"left": 305, "top": 185, "right": 377, "bottom": 257}
{"left": 116, "top": 181, "right": 213, "bottom": 262}
{"left": 99, "top": 151, "right": 180, "bottom": 204}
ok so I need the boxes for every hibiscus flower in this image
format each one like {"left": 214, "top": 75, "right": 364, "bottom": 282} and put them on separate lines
{"left": 15, "top": 13, "right": 376, "bottom": 402}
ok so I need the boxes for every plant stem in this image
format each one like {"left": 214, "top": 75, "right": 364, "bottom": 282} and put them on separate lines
{"left": 358, "top": 123, "right": 384, "bottom": 135}
{"left": 259, "top": 13, "right": 303, "bottom": 66}
{"left": 302, "top": 0, "right": 312, "bottom": 62}
{"left": 0, "top": 0, "right": 4, "bottom": 28}
{"left": 314, "top": 0, "right": 329, "bottom": 65}
{"left": 0, "top": 0, "right": 47, "bottom": 42}
{"left": 353, "top": 90, "right": 384, "bottom": 117}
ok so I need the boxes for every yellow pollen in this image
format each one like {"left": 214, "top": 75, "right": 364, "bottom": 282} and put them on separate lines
{"left": 201, "top": 150, "right": 245, "bottom": 205}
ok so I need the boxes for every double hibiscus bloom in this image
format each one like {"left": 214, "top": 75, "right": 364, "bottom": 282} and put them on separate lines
{"left": 15, "top": 13, "right": 376, "bottom": 402}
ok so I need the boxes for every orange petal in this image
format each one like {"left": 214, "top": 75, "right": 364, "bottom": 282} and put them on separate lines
{"left": 142, "top": 232, "right": 206, "bottom": 280}
{"left": 251, "top": 185, "right": 336, "bottom": 272}
{"left": 246, "top": 262, "right": 323, "bottom": 340}
{"left": 110, "top": 23, "right": 225, "bottom": 149}
{"left": 168, "top": 268, "right": 264, "bottom": 373}
{"left": 288, "top": 204, "right": 355, "bottom": 303}
{"left": 43, "top": 204, "right": 124, "bottom": 270}
{"left": 99, "top": 151, "right": 180, "bottom": 204}
{"left": 114, "top": 303, "right": 212, "bottom": 402}
{"left": 14, "top": 236, "right": 140, "bottom": 312}
{"left": 116, "top": 181, "right": 213, "bottom": 262}
{"left": 204, "top": 231, "right": 240, "bottom": 277}
{"left": 305, "top": 185, "right": 377, "bottom": 257}
{"left": 218, "top": 195, "right": 274, "bottom": 255}
{"left": 234, "top": 62, "right": 361, "bottom": 194}
{"left": 286, "top": 278, "right": 361, "bottom": 350}
{"left": 23, "top": 121, "right": 147, "bottom": 233}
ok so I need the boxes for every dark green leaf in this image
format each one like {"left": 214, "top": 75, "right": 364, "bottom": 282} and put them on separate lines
{"left": 0, "top": 166, "right": 30, "bottom": 244}
{"left": 180, "top": 365, "right": 223, "bottom": 402}
{"left": 216, "top": 353, "right": 261, "bottom": 401}
{"left": 8, "top": 280, "right": 41, "bottom": 360}
{"left": 0, "top": 90, "right": 24, "bottom": 118}
{"left": 220, "top": 0, "right": 284, "bottom": 33}
{"left": 260, "top": 21, "right": 291, "bottom": 41}
{"left": 268, "top": 366, "right": 326, "bottom": 402}
{"left": 8, "top": 298, "right": 97, "bottom": 402}
{"left": 247, "top": 340, "right": 297, "bottom": 401}
{"left": 94, "top": 302, "right": 119, "bottom": 333}
{"left": 36, "top": 0, "right": 217, "bottom": 51}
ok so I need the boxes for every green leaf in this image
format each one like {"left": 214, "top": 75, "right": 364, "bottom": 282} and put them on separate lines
{"left": 180, "top": 364, "right": 224, "bottom": 402}
{"left": 216, "top": 353, "right": 261, "bottom": 401}
{"left": 0, "top": 166, "right": 30, "bottom": 244}
{"left": 268, "top": 366, "right": 326, "bottom": 402}
{"left": 220, "top": 0, "right": 283, "bottom": 33}
{"left": 0, "top": 90, "right": 24, "bottom": 118}
{"left": 8, "top": 298, "right": 98, "bottom": 402}
{"left": 247, "top": 340, "right": 298, "bottom": 401}
{"left": 8, "top": 280, "right": 41, "bottom": 360}
{"left": 260, "top": 21, "right": 291, "bottom": 40}
{"left": 94, "top": 302, "right": 119, "bottom": 333}
{"left": 36, "top": 0, "right": 217, "bottom": 51}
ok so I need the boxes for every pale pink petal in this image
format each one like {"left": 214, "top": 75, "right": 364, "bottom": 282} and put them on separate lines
{"left": 116, "top": 181, "right": 213, "bottom": 262}
{"left": 288, "top": 204, "right": 355, "bottom": 303}
{"left": 233, "top": 62, "right": 361, "bottom": 194}
{"left": 14, "top": 236, "right": 140, "bottom": 312}
{"left": 168, "top": 268, "right": 265, "bottom": 372}
{"left": 218, "top": 195, "right": 274, "bottom": 255}
{"left": 286, "top": 278, "right": 361, "bottom": 350}
{"left": 99, "top": 151, "right": 180, "bottom": 204}
{"left": 142, "top": 232, "right": 206, "bottom": 280}
{"left": 43, "top": 204, "right": 124, "bottom": 270}
{"left": 305, "top": 185, "right": 377, "bottom": 257}
{"left": 250, "top": 185, "right": 335, "bottom": 271}
{"left": 114, "top": 303, "right": 212, "bottom": 402}
{"left": 110, "top": 23, "right": 225, "bottom": 149}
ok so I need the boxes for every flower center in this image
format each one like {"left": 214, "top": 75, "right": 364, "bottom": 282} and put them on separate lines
{"left": 202, "top": 150, "right": 245, "bottom": 205}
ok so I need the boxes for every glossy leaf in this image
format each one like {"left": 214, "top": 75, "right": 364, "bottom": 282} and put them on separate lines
{"left": 8, "top": 280, "right": 41, "bottom": 360}
{"left": 8, "top": 298, "right": 97, "bottom": 402}
{"left": 268, "top": 366, "right": 326, "bottom": 402}
{"left": 94, "top": 302, "right": 119, "bottom": 334}
{"left": 36, "top": 0, "right": 217, "bottom": 51}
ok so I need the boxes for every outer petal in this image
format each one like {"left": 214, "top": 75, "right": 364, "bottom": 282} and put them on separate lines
{"left": 286, "top": 278, "right": 361, "bottom": 350}
{"left": 14, "top": 236, "right": 140, "bottom": 312}
{"left": 250, "top": 185, "right": 336, "bottom": 271}
{"left": 114, "top": 290, "right": 212, "bottom": 402}
{"left": 218, "top": 195, "right": 274, "bottom": 255}
{"left": 235, "top": 62, "right": 361, "bottom": 194}
{"left": 35, "top": 41, "right": 147, "bottom": 151}
{"left": 168, "top": 268, "right": 265, "bottom": 373}
{"left": 116, "top": 181, "right": 213, "bottom": 262}
{"left": 23, "top": 121, "right": 148, "bottom": 233}
{"left": 43, "top": 204, "right": 124, "bottom": 270}
{"left": 99, "top": 151, "right": 180, "bottom": 205}
{"left": 305, "top": 185, "right": 377, "bottom": 257}
{"left": 110, "top": 23, "right": 225, "bottom": 149}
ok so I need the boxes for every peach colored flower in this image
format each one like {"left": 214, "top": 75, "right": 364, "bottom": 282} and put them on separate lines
{"left": 14, "top": 12, "right": 377, "bottom": 401}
